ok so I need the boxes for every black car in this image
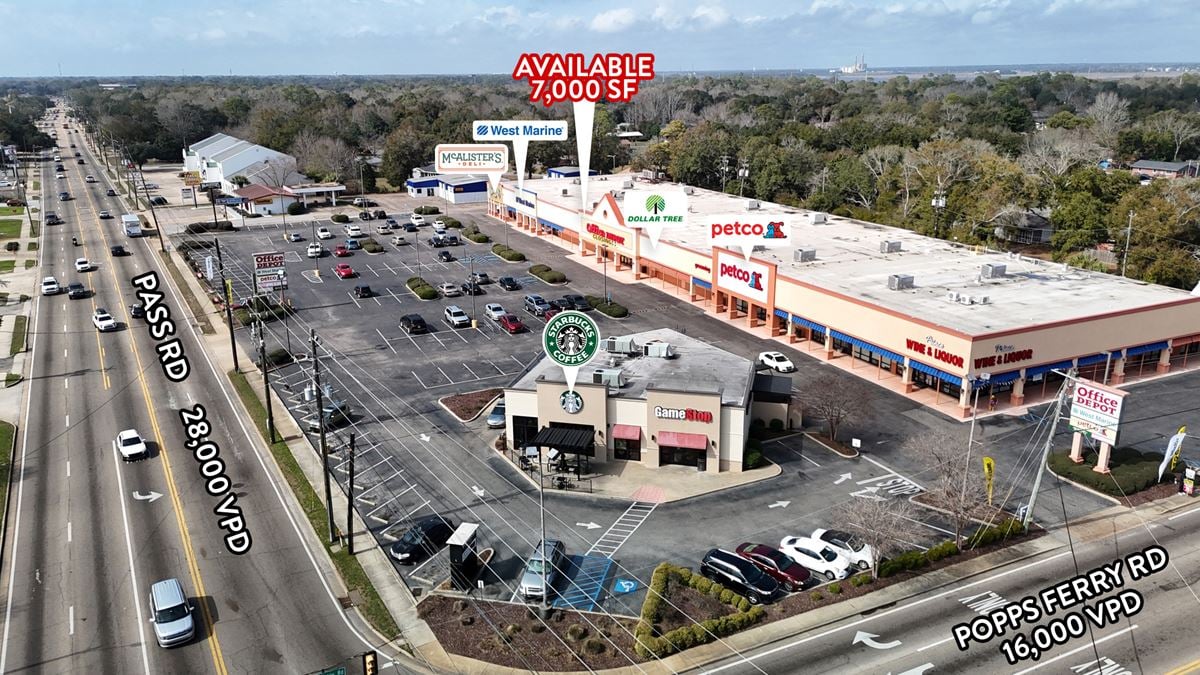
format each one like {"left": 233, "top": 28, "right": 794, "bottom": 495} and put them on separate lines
{"left": 45, "top": 212, "right": 61, "bottom": 225}
{"left": 427, "top": 237, "right": 446, "bottom": 248}
{"left": 469, "top": 272, "right": 491, "bottom": 284}
{"left": 699, "top": 548, "right": 781, "bottom": 605}
{"left": 437, "top": 250, "right": 453, "bottom": 262}
{"left": 130, "top": 303, "right": 145, "bottom": 319}
{"left": 404, "top": 223, "right": 418, "bottom": 233}
{"left": 76, "top": 159, "right": 85, "bottom": 165}
{"left": 564, "top": 293, "right": 590, "bottom": 311}
{"left": 461, "top": 281, "right": 483, "bottom": 296}
{"left": 358, "top": 210, "right": 373, "bottom": 221}
{"left": 67, "top": 283, "right": 87, "bottom": 299}
{"left": 400, "top": 314, "right": 428, "bottom": 334}
{"left": 73, "top": 151, "right": 81, "bottom": 157}
{"left": 373, "top": 209, "right": 387, "bottom": 220}
{"left": 106, "top": 188, "right": 116, "bottom": 196}
{"left": 353, "top": 284, "right": 373, "bottom": 298}
{"left": 149, "top": 196, "right": 167, "bottom": 206}
{"left": 498, "top": 276, "right": 520, "bottom": 291}
{"left": 388, "top": 515, "right": 456, "bottom": 565}
{"left": 549, "top": 298, "right": 572, "bottom": 310}
{"left": 110, "top": 245, "right": 127, "bottom": 256}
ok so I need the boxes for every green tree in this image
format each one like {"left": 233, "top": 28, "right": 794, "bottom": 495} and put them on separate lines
{"left": 379, "top": 126, "right": 428, "bottom": 187}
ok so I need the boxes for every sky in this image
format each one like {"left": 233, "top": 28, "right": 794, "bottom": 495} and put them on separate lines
{"left": 1, "top": 0, "right": 1196, "bottom": 77}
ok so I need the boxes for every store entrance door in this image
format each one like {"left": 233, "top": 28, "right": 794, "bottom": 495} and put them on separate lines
{"left": 660, "top": 446, "right": 701, "bottom": 468}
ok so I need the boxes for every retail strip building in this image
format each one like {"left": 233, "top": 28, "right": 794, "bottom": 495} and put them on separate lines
{"left": 489, "top": 174, "right": 1200, "bottom": 418}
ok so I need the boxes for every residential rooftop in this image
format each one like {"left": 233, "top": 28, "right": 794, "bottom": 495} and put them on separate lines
{"left": 518, "top": 174, "right": 1200, "bottom": 336}
{"left": 513, "top": 328, "right": 755, "bottom": 407}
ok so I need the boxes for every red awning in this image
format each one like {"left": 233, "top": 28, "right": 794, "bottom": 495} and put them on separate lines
{"left": 611, "top": 424, "right": 641, "bottom": 441}
{"left": 657, "top": 431, "right": 708, "bottom": 450}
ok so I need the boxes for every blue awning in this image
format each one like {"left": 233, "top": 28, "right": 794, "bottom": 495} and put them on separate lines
{"left": 1125, "top": 341, "right": 1168, "bottom": 357}
{"left": 909, "top": 360, "right": 962, "bottom": 383}
{"left": 537, "top": 218, "right": 563, "bottom": 231}
{"left": 773, "top": 309, "right": 789, "bottom": 319}
{"left": 985, "top": 370, "right": 1022, "bottom": 384}
{"left": 692, "top": 277, "right": 712, "bottom": 290}
{"left": 1076, "top": 353, "right": 1110, "bottom": 367}
{"left": 1025, "top": 360, "right": 1073, "bottom": 378}
{"left": 829, "top": 330, "right": 904, "bottom": 363}
{"left": 790, "top": 315, "right": 825, "bottom": 333}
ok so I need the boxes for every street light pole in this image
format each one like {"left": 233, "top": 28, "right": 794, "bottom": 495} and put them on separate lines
{"left": 215, "top": 238, "right": 240, "bottom": 372}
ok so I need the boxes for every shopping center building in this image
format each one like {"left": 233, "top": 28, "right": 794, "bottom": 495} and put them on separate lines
{"left": 488, "top": 174, "right": 1200, "bottom": 418}
{"left": 504, "top": 329, "right": 796, "bottom": 473}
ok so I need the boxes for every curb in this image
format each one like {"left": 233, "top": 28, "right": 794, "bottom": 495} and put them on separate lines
{"left": 437, "top": 389, "right": 503, "bottom": 424}
{"left": 1045, "top": 463, "right": 1124, "bottom": 505}
{"left": 802, "top": 432, "right": 859, "bottom": 458}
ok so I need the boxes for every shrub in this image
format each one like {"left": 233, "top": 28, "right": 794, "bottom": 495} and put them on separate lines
{"left": 414, "top": 205, "right": 441, "bottom": 215}
{"left": 406, "top": 277, "right": 429, "bottom": 290}
{"left": 719, "top": 589, "right": 734, "bottom": 604}
{"left": 850, "top": 573, "right": 873, "bottom": 587}
{"left": 529, "top": 623, "right": 545, "bottom": 633}
{"left": 467, "top": 233, "right": 490, "bottom": 243}
{"left": 737, "top": 597, "right": 750, "bottom": 611}
{"left": 362, "top": 239, "right": 383, "bottom": 253}
{"left": 415, "top": 286, "right": 439, "bottom": 300}
{"left": 594, "top": 301, "right": 628, "bottom": 318}
{"left": 492, "top": 244, "right": 526, "bottom": 261}
{"left": 828, "top": 583, "right": 842, "bottom": 595}
{"left": 582, "top": 637, "right": 606, "bottom": 655}
{"left": 751, "top": 418, "right": 766, "bottom": 429}
{"left": 441, "top": 216, "right": 462, "bottom": 228}
{"left": 769, "top": 418, "right": 785, "bottom": 431}
{"left": 967, "top": 518, "right": 1027, "bottom": 548}
{"left": 566, "top": 624, "right": 588, "bottom": 641}
{"left": 744, "top": 447, "right": 763, "bottom": 470}
{"left": 544, "top": 271, "right": 567, "bottom": 283}
{"left": 692, "top": 576, "right": 712, "bottom": 594}
{"left": 286, "top": 202, "right": 306, "bottom": 216}
{"left": 926, "top": 541, "right": 960, "bottom": 563}
{"left": 263, "top": 348, "right": 293, "bottom": 368}
{"left": 878, "top": 550, "right": 930, "bottom": 578}
{"left": 529, "top": 264, "right": 550, "bottom": 275}
{"left": 185, "top": 221, "right": 235, "bottom": 233}
{"left": 453, "top": 600, "right": 468, "bottom": 612}
{"left": 459, "top": 615, "right": 474, "bottom": 625}
{"left": 810, "top": 590, "right": 824, "bottom": 602}
{"left": 331, "top": 213, "right": 350, "bottom": 224}
{"left": 504, "top": 624, "right": 521, "bottom": 636}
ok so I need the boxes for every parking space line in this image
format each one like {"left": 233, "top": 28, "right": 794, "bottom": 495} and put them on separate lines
{"left": 402, "top": 332, "right": 425, "bottom": 355}
{"left": 509, "top": 354, "right": 525, "bottom": 368}
{"left": 899, "top": 513, "right": 956, "bottom": 536}
{"left": 348, "top": 292, "right": 362, "bottom": 308}
{"left": 376, "top": 329, "right": 397, "bottom": 354}
{"left": 410, "top": 371, "right": 428, "bottom": 388}
{"left": 448, "top": 328, "right": 469, "bottom": 344}
{"left": 462, "top": 362, "right": 479, "bottom": 379}
{"left": 426, "top": 332, "right": 447, "bottom": 350}
{"left": 365, "top": 486, "right": 415, "bottom": 519}
{"left": 435, "top": 365, "right": 452, "bottom": 382}
{"left": 386, "top": 289, "right": 404, "bottom": 305}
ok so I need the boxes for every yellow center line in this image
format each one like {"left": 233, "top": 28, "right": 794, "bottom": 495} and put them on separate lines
{"left": 78, "top": 141, "right": 228, "bottom": 675}
{"left": 1166, "top": 658, "right": 1200, "bottom": 675}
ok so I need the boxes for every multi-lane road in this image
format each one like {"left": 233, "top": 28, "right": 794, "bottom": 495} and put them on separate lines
{"left": 0, "top": 112, "right": 385, "bottom": 674}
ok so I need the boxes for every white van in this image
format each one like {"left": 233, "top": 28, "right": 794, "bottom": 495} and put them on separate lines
{"left": 121, "top": 214, "right": 143, "bottom": 237}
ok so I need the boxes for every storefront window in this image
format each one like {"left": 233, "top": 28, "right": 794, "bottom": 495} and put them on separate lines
{"left": 512, "top": 416, "right": 538, "bottom": 450}
{"left": 660, "top": 446, "right": 701, "bottom": 468}
{"left": 614, "top": 438, "right": 641, "bottom": 461}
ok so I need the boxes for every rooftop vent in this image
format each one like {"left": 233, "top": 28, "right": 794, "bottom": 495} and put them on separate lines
{"left": 602, "top": 336, "right": 639, "bottom": 355}
{"left": 888, "top": 274, "right": 915, "bottom": 290}
{"left": 981, "top": 263, "right": 1007, "bottom": 279}
{"left": 684, "top": 186, "right": 695, "bottom": 195}
{"left": 811, "top": 212, "right": 828, "bottom": 225}
{"left": 614, "top": 191, "right": 625, "bottom": 200}
{"left": 591, "top": 368, "right": 627, "bottom": 388}
{"left": 621, "top": 180, "right": 634, "bottom": 189}
{"left": 642, "top": 341, "right": 675, "bottom": 358}
{"left": 880, "top": 240, "right": 902, "bottom": 254}
{"left": 571, "top": 178, "right": 581, "bottom": 185}
{"left": 561, "top": 188, "right": 569, "bottom": 196}
{"left": 947, "top": 291, "right": 961, "bottom": 303}
{"left": 746, "top": 199, "right": 760, "bottom": 210}
{"left": 794, "top": 248, "right": 817, "bottom": 262}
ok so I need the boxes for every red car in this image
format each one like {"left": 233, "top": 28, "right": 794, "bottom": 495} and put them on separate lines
{"left": 541, "top": 306, "right": 561, "bottom": 320}
{"left": 735, "top": 543, "right": 811, "bottom": 592}
{"left": 334, "top": 244, "right": 350, "bottom": 257}
{"left": 334, "top": 263, "right": 355, "bottom": 279}
{"left": 498, "top": 314, "right": 525, "bottom": 334}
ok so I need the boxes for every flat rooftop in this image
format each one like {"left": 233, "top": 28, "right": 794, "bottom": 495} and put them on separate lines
{"left": 513, "top": 328, "right": 755, "bottom": 407}
{"left": 519, "top": 174, "right": 1199, "bottom": 335}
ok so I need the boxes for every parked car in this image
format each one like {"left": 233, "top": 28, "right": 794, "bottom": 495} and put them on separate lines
{"left": 540, "top": 306, "right": 562, "bottom": 320}
{"left": 353, "top": 285, "right": 373, "bottom": 299}
{"left": 699, "top": 549, "right": 780, "bottom": 605}
{"left": 116, "top": 428, "right": 149, "bottom": 461}
{"left": 352, "top": 197, "right": 376, "bottom": 208}
{"left": 148, "top": 578, "right": 195, "bottom": 648}
{"left": 523, "top": 294, "right": 550, "bottom": 315}
{"left": 345, "top": 224, "right": 363, "bottom": 237}
{"left": 357, "top": 210, "right": 373, "bottom": 221}
{"left": 778, "top": 536, "right": 853, "bottom": 581}
{"left": 286, "top": 232, "right": 303, "bottom": 242}
{"left": 334, "top": 263, "right": 355, "bottom": 279}
{"left": 344, "top": 238, "right": 361, "bottom": 250}
{"left": 400, "top": 314, "right": 428, "bottom": 334}
{"left": 520, "top": 539, "right": 566, "bottom": 600}
{"left": 334, "top": 244, "right": 350, "bottom": 257}
{"left": 443, "top": 305, "right": 470, "bottom": 329}
{"left": 469, "top": 271, "right": 492, "bottom": 284}
{"left": 758, "top": 351, "right": 796, "bottom": 373}
{"left": 486, "top": 400, "right": 506, "bottom": 428}
{"left": 428, "top": 235, "right": 446, "bottom": 248}
{"left": 549, "top": 298, "right": 573, "bottom": 311}
{"left": 484, "top": 303, "right": 506, "bottom": 321}
{"left": 410, "top": 213, "right": 426, "bottom": 226}
{"left": 316, "top": 227, "right": 334, "bottom": 240}
{"left": 812, "top": 528, "right": 874, "bottom": 570}
{"left": 437, "top": 250, "right": 453, "bottom": 262}
{"left": 92, "top": 308, "right": 117, "bottom": 332}
{"left": 67, "top": 282, "right": 87, "bottom": 299}
{"left": 403, "top": 223, "right": 418, "bottom": 233}
{"left": 41, "top": 276, "right": 60, "bottom": 295}
{"left": 390, "top": 235, "right": 407, "bottom": 246}
{"left": 438, "top": 282, "right": 461, "bottom": 297}
{"left": 373, "top": 209, "right": 387, "bottom": 220}
{"left": 498, "top": 314, "right": 525, "bottom": 334}
{"left": 388, "top": 515, "right": 455, "bottom": 565}
{"left": 460, "top": 281, "right": 483, "bottom": 296}
{"left": 735, "top": 543, "right": 811, "bottom": 592}
{"left": 306, "top": 243, "right": 324, "bottom": 258}
{"left": 564, "top": 294, "right": 590, "bottom": 311}
{"left": 376, "top": 222, "right": 393, "bottom": 234}
{"left": 98, "top": 210, "right": 112, "bottom": 219}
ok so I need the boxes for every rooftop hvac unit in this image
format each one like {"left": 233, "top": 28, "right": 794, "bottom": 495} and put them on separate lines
{"left": 591, "top": 368, "right": 627, "bottom": 388}
{"left": 880, "top": 240, "right": 902, "bottom": 254}
{"left": 640, "top": 170, "right": 655, "bottom": 180}
{"left": 561, "top": 189, "right": 569, "bottom": 196}
{"left": 622, "top": 180, "right": 634, "bottom": 189}
{"left": 888, "top": 274, "right": 915, "bottom": 290}
{"left": 978, "top": 296, "right": 990, "bottom": 304}
{"left": 793, "top": 248, "right": 816, "bottom": 262}
{"left": 981, "top": 263, "right": 1007, "bottom": 279}
{"left": 614, "top": 191, "right": 624, "bottom": 200}
{"left": 746, "top": 200, "right": 760, "bottom": 210}
{"left": 959, "top": 295, "right": 976, "bottom": 305}
{"left": 946, "top": 292, "right": 961, "bottom": 302}
{"left": 602, "top": 336, "right": 639, "bottom": 355}
{"left": 642, "top": 341, "right": 675, "bottom": 358}
{"left": 571, "top": 178, "right": 581, "bottom": 185}
{"left": 811, "top": 212, "right": 828, "bottom": 225}
{"left": 684, "top": 186, "right": 695, "bottom": 195}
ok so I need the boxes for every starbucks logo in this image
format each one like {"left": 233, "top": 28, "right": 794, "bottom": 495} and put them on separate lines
{"left": 543, "top": 311, "right": 600, "bottom": 368}
{"left": 560, "top": 390, "right": 584, "bottom": 414}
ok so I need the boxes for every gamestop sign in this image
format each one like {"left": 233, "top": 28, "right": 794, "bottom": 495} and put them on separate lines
{"left": 1068, "top": 380, "right": 1127, "bottom": 446}
{"left": 714, "top": 251, "right": 769, "bottom": 304}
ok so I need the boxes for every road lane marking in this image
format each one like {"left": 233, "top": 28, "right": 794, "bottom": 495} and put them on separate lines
{"left": 64, "top": 414, "right": 69, "bottom": 427}
{"left": 1167, "top": 508, "right": 1200, "bottom": 521}
{"left": 66, "top": 461, "right": 70, "bottom": 478}
{"left": 916, "top": 636, "right": 953, "bottom": 652}
{"left": 110, "top": 426, "right": 152, "bottom": 674}
{"left": 68, "top": 606, "right": 74, "bottom": 636}
{"left": 1011, "top": 625, "right": 1137, "bottom": 675}
{"left": 67, "top": 522, "right": 71, "bottom": 543}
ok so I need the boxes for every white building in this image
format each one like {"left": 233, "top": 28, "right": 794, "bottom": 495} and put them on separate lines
{"left": 183, "top": 133, "right": 306, "bottom": 195}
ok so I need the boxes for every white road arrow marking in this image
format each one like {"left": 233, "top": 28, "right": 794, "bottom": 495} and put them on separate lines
{"left": 853, "top": 631, "right": 901, "bottom": 650}
{"left": 851, "top": 486, "right": 886, "bottom": 501}
{"left": 768, "top": 500, "right": 791, "bottom": 509}
{"left": 576, "top": 522, "right": 601, "bottom": 530}
{"left": 470, "top": 485, "right": 485, "bottom": 498}
{"left": 834, "top": 472, "right": 852, "bottom": 485}
{"left": 419, "top": 433, "right": 430, "bottom": 442}
{"left": 887, "top": 664, "right": 934, "bottom": 675}
{"left": 132, "top": 490, "right": 162, "bottom": 503}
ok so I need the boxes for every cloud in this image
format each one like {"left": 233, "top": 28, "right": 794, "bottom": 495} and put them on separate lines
{"left": 691, "top": 5, "right": 730, "bottom": 28}
{"left": 481, "top": 5, "right": 521, "bottom": 28}
{"left": 590, "top": 8, "right": 636, "bottom": 32}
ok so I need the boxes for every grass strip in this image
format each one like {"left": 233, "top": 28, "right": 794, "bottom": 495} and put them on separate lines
{"left": 0, "top": 207, "right": 23, "bottom": 217}
{"left": 159, "top": 250, "right": 215, "bottom": 334}
{"left": 8, "top": 316, "right": 26, "bottom": 355}
{"left": 0, "top": 220, "right": 21, "bottom": 239}
{"left": 4, "top": 374, "right": 20, "bottom": 388}
{"left": 228, "top": 371, "right": 401, "bottom": 639}
{"left": 26, "top": 242, "right": 37, "bottom": 251}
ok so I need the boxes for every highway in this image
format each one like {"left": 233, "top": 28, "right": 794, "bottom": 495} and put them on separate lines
{"left": 0, "top": 109, "right": 382, "bottom": 674}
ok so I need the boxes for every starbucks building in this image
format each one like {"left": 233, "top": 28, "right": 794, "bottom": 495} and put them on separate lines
{"left": 503, "top": 327, "right": 796, "bottom": 474}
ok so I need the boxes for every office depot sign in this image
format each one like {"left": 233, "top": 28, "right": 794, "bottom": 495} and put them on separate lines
{"left": 1068, "top": 380, "right": 1127, "bottom": 446}
{"left": 714, "top": 251, "right": 769, "bottom": 304}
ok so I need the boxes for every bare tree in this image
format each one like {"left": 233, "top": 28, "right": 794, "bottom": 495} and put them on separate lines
{"left": 909, "top": 138, "right": 979, "bottom": 196}
{"left": 253, "top": 156, "right": 300, "bottom": 189}
{"left": 801, "top": 373, "right": 869, "bottom": 442}
{"left": 903, "top": 431, "right": 993, "bottom": 548}
{"left": 1020, "top": 128, "right": 1102, "bottom": 183}
{"left": 1085, "top": 92, "right": 1130, "bottom": 150}
{"left": 835, "top": 495, "right": 917, "bottom": 580}
{"left": 1146, "top": 110, "right": 1200, "bottom": 161}
{"left": 862, "top": 145, "right": 903, "bottom": 183}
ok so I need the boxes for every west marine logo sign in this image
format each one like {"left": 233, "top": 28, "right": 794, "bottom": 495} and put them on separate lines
{"left": 434, "top": 144, "right": 509, "bottom": 173}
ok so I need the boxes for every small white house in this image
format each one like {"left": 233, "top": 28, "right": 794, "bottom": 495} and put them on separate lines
{"left": 233, "top": 184, "right": 298, "bottom": 216}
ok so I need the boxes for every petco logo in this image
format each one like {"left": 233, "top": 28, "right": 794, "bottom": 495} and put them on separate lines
{"left": 709, "top": 220, "right": 787, "bottom": 239}
{"left": 719, "top": 263, "right": 764, "bottom": 291}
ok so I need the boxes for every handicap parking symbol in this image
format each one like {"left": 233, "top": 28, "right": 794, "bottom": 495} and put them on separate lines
{"left": 613, "top": 578, "right": 639, "bottom": 594}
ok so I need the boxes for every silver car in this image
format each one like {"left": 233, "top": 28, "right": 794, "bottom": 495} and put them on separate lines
{"left": 486, "top": 401, "right": 505, "bottom": 429}
{"left": 520, "top": 539, "right": 565, "bottom": 600}
{"left": 149, "top": 578, "right": 194, "bottom": 648}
